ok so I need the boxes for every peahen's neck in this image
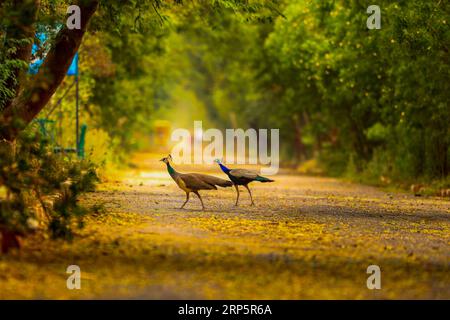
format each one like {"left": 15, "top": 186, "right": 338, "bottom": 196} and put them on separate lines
{"left": 166, "top": 162, "right": 178, "bottom": 178}
{"left": 218, "top": 163, "right": 231, "bottom": 173}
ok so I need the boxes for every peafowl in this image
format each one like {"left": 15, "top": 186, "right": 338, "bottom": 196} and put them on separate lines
{"left": 161, "top": 155, "right": 233, "bottom": 210}
{"left": 214, "top": 159, "right": 274, "bottom": 206}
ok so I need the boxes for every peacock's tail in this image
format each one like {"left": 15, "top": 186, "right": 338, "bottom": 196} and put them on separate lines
{"left": 256, "top": 175, "right": 274, "bottom": 183}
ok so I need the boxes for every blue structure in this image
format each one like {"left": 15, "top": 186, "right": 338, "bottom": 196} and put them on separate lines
{"left": 29, "top": 31, "right": 85, "bottom": 158}
{"left": 29, "top": 32, "right": 78, "bottom": 76}
{"left": 67, "top": 53, "right": 79, "bottom": 76}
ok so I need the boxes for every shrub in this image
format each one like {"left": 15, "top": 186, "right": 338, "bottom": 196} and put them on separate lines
{"left": 0, "top": 126, "right": 99, "bottom": 252}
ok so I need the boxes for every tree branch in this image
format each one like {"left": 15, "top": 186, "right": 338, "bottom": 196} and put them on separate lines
{"left": 1, "top": 0, "right": 99, "bottom": 141}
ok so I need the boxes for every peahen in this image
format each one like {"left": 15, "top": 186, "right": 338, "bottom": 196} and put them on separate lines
{"left": 161, "top": 155, "right": 233, "bottom": 210}
{"left": 214, "top": 159, "right": 274, "bottom": 206}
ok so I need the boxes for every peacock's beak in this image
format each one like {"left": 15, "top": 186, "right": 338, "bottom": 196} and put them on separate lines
{"left": 159, "top": 158, "right": 165, "bottom": 162}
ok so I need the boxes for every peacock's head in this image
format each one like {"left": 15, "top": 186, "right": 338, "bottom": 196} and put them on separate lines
{"left": 160, "top": 154, "right": 173, "bottom": 164}
{"left": 214, "top": 158, "right": 222, "bottom": 164}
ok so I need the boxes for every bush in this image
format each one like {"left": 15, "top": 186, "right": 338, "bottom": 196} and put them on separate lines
{"left": 0, "top": 126, "right": 99, "bottom": 252}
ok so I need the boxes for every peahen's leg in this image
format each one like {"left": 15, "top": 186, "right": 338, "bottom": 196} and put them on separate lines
{"left": 234, "top": 184, "right": 240, "bottom": 206}
{"left": 193, "top": 191, "right": 205, "bottom": 210}
{"left": 244, "top": 185, "right": 255, "bottom": 206}
{"left": 180, "top": 192, "right": 190, "bottom": 209}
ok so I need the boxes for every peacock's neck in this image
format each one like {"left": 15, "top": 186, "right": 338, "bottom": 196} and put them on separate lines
{"left": 219, "top": 163, "right": 230, "bottom": 173}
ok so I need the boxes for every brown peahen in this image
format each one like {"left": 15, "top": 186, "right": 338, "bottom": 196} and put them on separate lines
{"left": 214, "top": 159, "right": 274, "bottom": 206}
{"left": 161, "top": 155, "right": 233, "bottom": 210}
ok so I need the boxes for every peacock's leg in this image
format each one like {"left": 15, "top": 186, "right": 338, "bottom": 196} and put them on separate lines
{"left": 234, "top": 184, "right": 240, "bottom": 206}
{"left": 244, "top": 185, "right": 255, "bottom": 206}
{"left": 180, "top": 192, "right": 190, "bottom": 209}
{"left": 194, "top": 191, "right": 205, "bottom": 210}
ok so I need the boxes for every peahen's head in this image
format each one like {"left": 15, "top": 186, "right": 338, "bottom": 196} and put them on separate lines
{"left": 160, "top": 154, "right": 173, "bottom": 164}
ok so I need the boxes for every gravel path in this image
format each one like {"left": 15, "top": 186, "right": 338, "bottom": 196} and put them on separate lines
{"left": 90, "top": 156, "right": 449, "bottom": 299}
{"left": 1, "top": 154, "right": 448, "bottom": 299}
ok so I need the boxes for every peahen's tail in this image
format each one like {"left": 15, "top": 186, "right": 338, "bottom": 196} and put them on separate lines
{"left": 256, "top": 175, "right": 274, "bottom": 183}
{"left": 193, "top": 174, "right": 233, "bottom": 188}
{"left": 215, "top": 179, "right": 234, "bottom": 187}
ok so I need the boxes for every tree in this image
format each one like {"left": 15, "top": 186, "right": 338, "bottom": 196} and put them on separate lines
{"left": 246, "top": 0, "right": 449, "bottom": 180}
{"left": 1, "top": 0, "right": 98, "bottom": 141}
{"left": 0, "top": 0, "right": 281, "bottom": 142}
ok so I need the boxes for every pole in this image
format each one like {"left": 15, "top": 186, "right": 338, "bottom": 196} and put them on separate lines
{"left": 75, "top": 73, "right": 79, "bottom": 153}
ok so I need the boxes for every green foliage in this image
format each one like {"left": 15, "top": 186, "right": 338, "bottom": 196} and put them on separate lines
{"left": 149, "top": 0, "right": 448, "bottom": 185}
{"left": 0, "top": 127, "right": 99, "bottom": 240}
{"left": 226, "top": 0, "right": 450, "bottom": 182}
{"left": 0, "top": 36, "right": 30, "bottom": 111}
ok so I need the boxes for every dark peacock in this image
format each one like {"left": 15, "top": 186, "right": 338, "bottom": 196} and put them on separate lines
{"left": 214, "top": 159, "right": 274, "bottom": 206}
{"left": 161, "top": 155, "right": 233, "bottom": 210}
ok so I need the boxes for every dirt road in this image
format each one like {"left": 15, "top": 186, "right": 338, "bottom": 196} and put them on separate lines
{"left": 0, "top": 154, "right": 449, "bottom": 299}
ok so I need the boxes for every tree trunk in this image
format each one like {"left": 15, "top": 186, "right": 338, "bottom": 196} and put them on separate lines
{"left": 0, "top": 0, "right": 99, "bottom": 141}
{"left": 293, "top": 114, "right": 306, "bottom": 162}
{"left": 1, "top": 229, "right": 21, "bottom": 254}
